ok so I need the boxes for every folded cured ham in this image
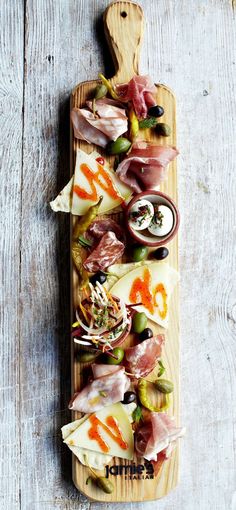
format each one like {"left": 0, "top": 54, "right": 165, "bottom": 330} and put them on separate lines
{"left": 115, "top": 75, "right": 156, "bottom": 119}
{"left": 115, "top": 142, "right": 179, "bottom": 193}
{"left": 69, "top": 365, "right": 130, "bottom": 413}
{"left": 125, "top": 335, "right": 165, "bottom": 378}
{"left": 83, "top": 231, "right": 125, "bottom": 273}
{"left": 71, "top": 98, "right": 128, "bottom": 148}
{"left": 135, "top": 412, "right": 185, "bottom": 461}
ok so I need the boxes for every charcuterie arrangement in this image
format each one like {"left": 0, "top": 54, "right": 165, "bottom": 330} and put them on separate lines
{"left": 50, "top": 1, "right": 185, "bottom": 502}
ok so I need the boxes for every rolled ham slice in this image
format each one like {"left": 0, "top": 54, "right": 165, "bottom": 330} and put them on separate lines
{"left": 116, "top": 142, "right": 179, "bottom": 193}
{"left": 71, "top": 98, "right": 128, "bottom": 148}
{"left": 135, "top": 412, "right": 186, "bottom": 461}
{"left": 125, "top": 335, "right": 165, "bottom": 378}
{"left": 115, "top": 75, "right": 156, "bottom": 119}
{"left": 69, "top": 366, "right": 130, "bottom": 413}
{"left": 83, "top": 231, "right": 125, "bottom": 273}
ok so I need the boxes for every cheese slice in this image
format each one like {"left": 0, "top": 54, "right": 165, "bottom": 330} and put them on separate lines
{"left": 63, "top": 403, "right": 134, "bottom": 460}
{"left": 71, "top": 149, "right": 131, "bottom": 215}
{"left": 110, "top": 262, "right": 179, "bottom": 329}
{"left": 50, "top": 149, "right": 132, "bottom": 215}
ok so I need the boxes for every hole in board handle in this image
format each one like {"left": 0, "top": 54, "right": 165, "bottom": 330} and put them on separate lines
{"left": 121, "top": 11, "right": 127, "bottom": 18}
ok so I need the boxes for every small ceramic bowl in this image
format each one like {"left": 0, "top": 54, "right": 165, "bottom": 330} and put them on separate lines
{"left": 125, "top": 191, "right": 180, "bottom": 247}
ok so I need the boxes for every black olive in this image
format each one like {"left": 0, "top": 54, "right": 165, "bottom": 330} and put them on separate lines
{"left": 121, "top": 391, "right": 137, "bottom": 404}
{"left": 139, "top": 327, "right": 153, "bottom": 342}
{"left": 90, "top": 271, "right": 107, "bottom": 285}
{"left": 153, "top": 246, "right": 169, "bottom": 260}
{"left": 148, "top": 105, "right": 164, "bottom": 118}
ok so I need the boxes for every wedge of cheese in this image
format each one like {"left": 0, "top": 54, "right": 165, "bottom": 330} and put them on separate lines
{"left": 63, "top": 403, "right": 134, "bottom": 460}
{"left": 50, "top": 149, "right": 132, "bottom": 215}
{"left": 110, "top": 262, "right": 179, "bottom": 329}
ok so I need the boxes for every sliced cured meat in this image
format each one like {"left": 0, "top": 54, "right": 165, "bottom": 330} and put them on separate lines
{"left": 116, "top": 142, "right": 179, "bottom": 193}
{"left": 83, "top": 231, "right": 125, "bottom": 273}
{"left": 125, "top": 335, "right": 164, "bottom": 378}
{"left": 86, "top": 218, "right": 125, "bottom": 243}
{"left": 135, "top": 412, "right": 185, "bottom": 461}
{"left": 69, "top": 366, "right": 130, "bottom": 413}
{"left": 71, "top": 108, "right": 109, "bottom": 148}
{"left": 115, "top": 75, "right": 156, "bottom": 119}
{"left": 71, "top": 100, "right": 128, "bottom": 148}
{"left": 92, "top": 365, "right": 129, "bottom": 392}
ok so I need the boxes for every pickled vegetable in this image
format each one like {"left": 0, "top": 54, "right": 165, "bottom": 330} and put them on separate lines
{"left": 132, "top": 311, "right": 148, "bottom": 333}
{"left": 73, "top": 197, "right": 103, "bottom": 240}
{"left": 128, "top": 107, "right": 139, "bottom": 141}
{"left": 106, "top": 347, "right": 124, "bottom": 365}
{"left": 77, "top": 350, "right": 100, "bottom": 363}
{"left": 148, "top": 105, "right": 164, "bottom": 117}
{"left": 96, "top": 477, "right": 114, "bottom": 494}
{"left": 94, "top": 84, "right": 108, "bottom": 100}
{"left": 98, "top": 73, "right": 120, "bottom": 100}
{"left": 130, "top": 244, "right": 148, "bottom": 262}
{"left": 156, "top": 122, "right": 171, "bottom": 137}
{"left": 122, "top": 391, "right": 137, "bottom": 404}
{"left": 155, "top": 378, "right": 174, "bottom": 394}
{"left": 153, "top": 246, "right": 169, "bottom": 260}
{"left": 139, "top": 327, "right": 153, "bottom": 342}
{"left": 107, "top": 137, "right": 131, "bottom": 155}
{"left": 138, "top": 378, "right": 170, "bottom": 412}
{"left": 90, "top": 271, "right": 107, "bottom": 285}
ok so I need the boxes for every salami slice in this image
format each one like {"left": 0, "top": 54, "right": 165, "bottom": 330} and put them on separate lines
{"left": 83, "top": 231, "right": 125, "bottom": 273}
{"left": 125, "top": 335, "right": 165, "bottom": 378}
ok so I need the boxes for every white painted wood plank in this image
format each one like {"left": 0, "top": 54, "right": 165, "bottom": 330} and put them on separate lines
{"left": 0, "top": 1, "right": 24, "bottom": 509}
{"left": 1, "top": 0, "right": 235, "bottom": 509}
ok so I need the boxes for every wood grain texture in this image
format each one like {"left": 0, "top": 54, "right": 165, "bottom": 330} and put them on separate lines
{"left": 0, "top": 0, "right": 236, "bottom": 509}
{"left": 0, "top": 2, "right": 23, "bottom": 509}
{"left": 71, "top": 80, "right": 179, "bottom": 501}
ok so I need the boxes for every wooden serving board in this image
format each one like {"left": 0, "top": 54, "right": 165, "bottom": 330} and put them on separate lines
{"left": 70, "top": 1, "right": 179, "bottom": 502}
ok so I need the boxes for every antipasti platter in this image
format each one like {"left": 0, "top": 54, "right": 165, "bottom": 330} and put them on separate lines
{"left": 50, "top": 0, "right": 185, "bottom": 502}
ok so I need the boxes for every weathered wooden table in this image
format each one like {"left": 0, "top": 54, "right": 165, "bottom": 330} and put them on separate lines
{"left": 1, "top": 1, "right": 236, "bottom": 509}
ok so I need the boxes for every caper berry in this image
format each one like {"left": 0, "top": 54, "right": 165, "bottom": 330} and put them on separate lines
{"left": 132, "top": 311, "right": 148, "bottom": 334}
{"left": 106, "top": 347, "right": 124, "bottom": 365}
{"left": 139, "top": 327, "right": 153, "bottom": 342}
{"left": 94, "top": 84, "right": 108, "bottom": 100}
{"left": 96, "top": 476, "right": 114, "bottom": 494}
{"left": 155, "top": 378, "right": 174, "bottom": 394}
{"left": 156, "top": 122, "right": 171, "bottom": 137}
{"left": 148, "top": 105, "right": 164, "bottom": 118}
{"left": 107, "top": 137, "right": 131, "bottom": 155}
{"left": 77, "top": 350, "right": 100, "bottom": 363}
{"left": 153, "top": 246, "right": 169, "bottom": 260}
{"left": 130, "top": 244, "right": 148, "bottom": 262}
{"left": 90, "top": 271, "right": 107, "bottom": 285}
{"left": 122, "top": 391, "right": 137, "bottom": 404}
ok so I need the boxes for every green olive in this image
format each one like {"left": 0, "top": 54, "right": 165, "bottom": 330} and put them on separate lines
{"left": 94, "top": 84, "right": 108, "bottom": 100}
{"left": 106, "top": 347, "right": 124, "bottom": 365}
{"left": 132, "top": 311, "right": 148, "bottom": 334}
{"left": 96, "top": 476, "right": 114, "bottom": 494}
{"left": 107, "top": 137, "right": 131, "bottom": 155}
{"left": 156, "top": 123, "right": 171, "bottom": 137}
{"left": 77, "top": 350, "right": 100, "bottom": 363}
{"left": 155, "top": 378, "right": 174, "bottom": 394}
{"left": 131, "top": 244, "right": 148, "bottom": 262}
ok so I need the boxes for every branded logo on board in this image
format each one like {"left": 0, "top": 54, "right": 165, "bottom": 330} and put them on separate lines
{"left": 105, "top": 462, "right": 154, "bottom": 480}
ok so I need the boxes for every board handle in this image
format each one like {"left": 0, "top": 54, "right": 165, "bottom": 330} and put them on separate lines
{"left": 103, "top": 1, "right": 144, "bottom": 84}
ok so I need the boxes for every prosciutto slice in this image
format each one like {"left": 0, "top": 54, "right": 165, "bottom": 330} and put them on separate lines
{"left": 85, "top": 218, "right": 125, "bottom": 243}
{"left": 135, "top": 412, "right": 186, "bottom": 461}
{"left": 69, "top": 366, "right": 130, "bottom": 413}
{"left": 125, "top": 335, "right": 164, "bottom": 378}
{"left": 116, "top": 142, "right": 179, "bottom": 193}
{"left": 83, "top": 231, "right": 125, "bottom": 273}
{"left": 115, "top": 75, "right": 156, "bottom": 119}
{"left": 71, "top": 98, "right": 128, "bottom": 148}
